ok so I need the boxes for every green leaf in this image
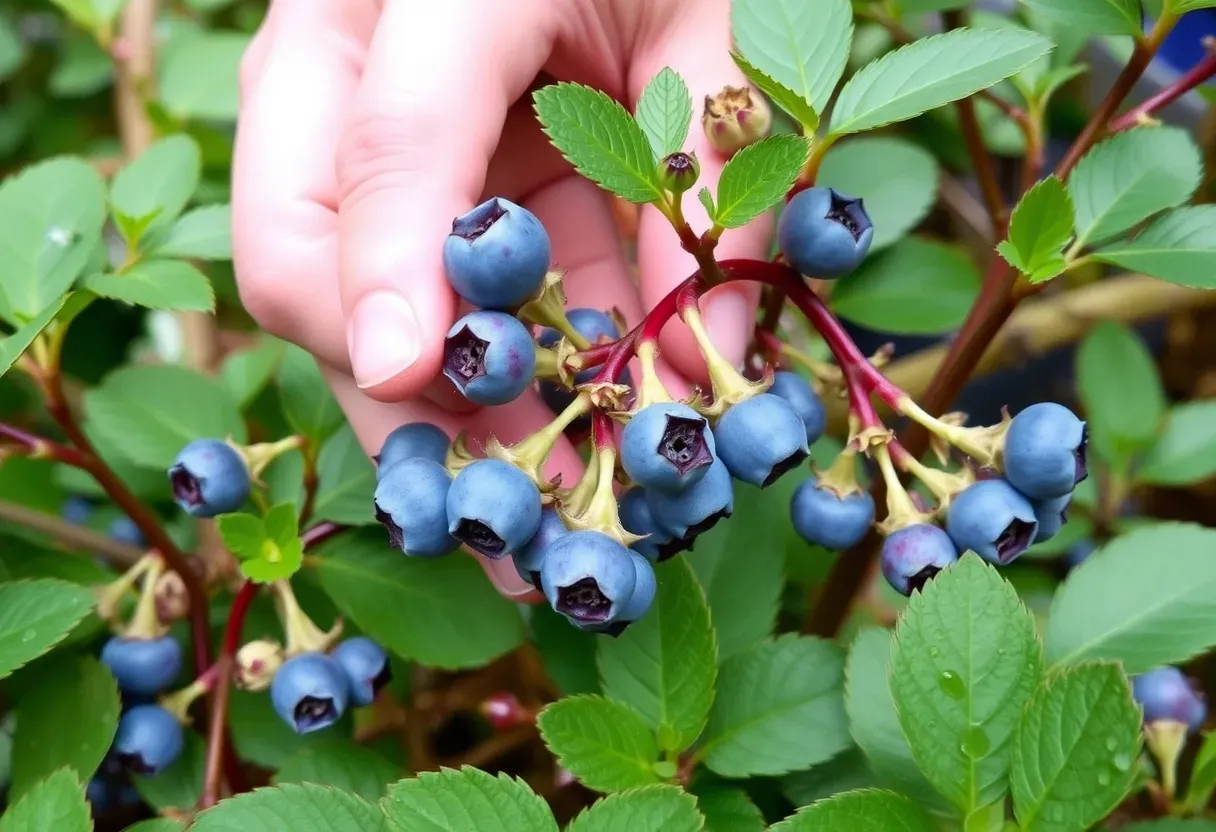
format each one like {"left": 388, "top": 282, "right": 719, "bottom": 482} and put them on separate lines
{"left": 159, "top": 32, "right": 250, "bottom": 121}
{"left": 0, "top": 157, "right": 106, "bottom": 324}
{"left": 1183, "top": 731, "right": 1216, "bottom": 812}
{"left": 216, "top": 512, "right": 264, "bottom": 559}
{"left": 768, "top": 788, "right": 939, "bottom": 832}
{"left": 1093, "top": 206, "right": 1216, "bottom": 289}
{"left": 85, "top": 259, "right": 215, "bottom": 312}
{"left": 693, "top": 788, "right": 764, "bottom": 832}
{"left": 1138, "top": 401, "right": 1216, "bottom": 486}
{"left": 1123, "top": 822, "right": 1216, "bottom": 832}
{"left": 48, "top": 32, "right": 113, "bottom": 98}
{"left": 0, "top": 769, "right": 90, "bottom": 832}
{"left": 228, "top": 689, "right": 348, "bottom": 770}
{"left": 0, "top": 296, "right": 68, "bottom": 379}
{"left": 729, "top": 52, "right": 819, "bottom": 131}
{"left": 817, "top": 137, "right": 939, "bottom": 252}
{"left": 731, "top": 0, "right": 852, "bottom": 115}
{"left": 110, "top": 134, "right": 201, "bottom": 240}
{"left": 698, "top": 634, "right": 848, "bottom": 778}
{"left": 131, "top": 731, "right": 204, "bottom": 811}
{"left": 11, "top": 656, "right": 119, "bottom": 800}
{"left": 192, "top": 782, "right": 389, "bottom": 832}
{"left": 533, "top": 83, "right": 663, "bottom": 205}
{"left": 315, "top": 529, "right": 523, "bottom": 669}
{"left": 277, "top": 343, "right": 344, "bottom": 446}
{"left": 152, "top": 204, "right": 233, "bottom": 260}
{"left": 713, "top": 135, "right": 809, "bottom": 229}
{"left": 890, "top": 553, "right": 1042, "bottom": 813}
{"left": 635, "top": 68, "right": 692, "bottom": 158}
{"left": 780, "top": 747, "right": 880, "bottom": 808}
{"left": 0, "top": 580, "right": 95, "bottom": 680}
{"left": 1043, "top": 522, "right": 1216, "bottom": 672}
{"left": 84, "top": 363, "right": 246, "bottom": 468}
{"left": 565, "top": 785, "right": 704, "bottom": 832}
{"left": 1010, "top": 662, "right": 1141, "bottom": 831}
{"left": 1175, "top": 0, "right": 1216, "bottom": 9}
{"left": 536, "top": 695, "right": 661, "bottom": 793}
{"left": 220, "top": 336, "right": 285, "bottom": 410}
{"left": 829, "top": 27, "right": 1053, "bottom": 135}
{"left": 381, "top": 766, "right": 558, "bottom": 832}
{"left": 0, "top": 18, "right": 25, "bottom": 83}
{"left": 124, "top": 821, "right": 186, "bottom": 832}
{"left": 996, "top": 176, "right": 1075, "bottom": 283}
{"left": 1020, "top": 0, "right": 1143, "bottom": 36}
{"left": 217, "top": 503, "right": 303, "bottom": 583}
{"left": 530, "top": 603, "right": 599, "bottom": 696}
{"left": 1077, "top": 320, "right": 1165, "bottom": 465}
{"left": 598, "top": 557, "right": 717, "bottom": 753}
{"left": 830, "top": 238, "right": 981, "bottom": 335}
{"left": 313, "top": 425, "right": 377, "bottom": 526}
{"left": 273, "top": 739, "right": 404, "bottom": 801}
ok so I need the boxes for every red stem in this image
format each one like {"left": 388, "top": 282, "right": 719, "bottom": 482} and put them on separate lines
{"left": 200, "top": 579, "right": 259, "bottom": 809}
{"left": 591, "top": 411, "right": 615, "bottom": 452}
{"left": 301, "top": 521, "right": 348, "bottom": 550}
{"left": 1110, "top": 44, "right": 1216, "bottom": 132}
{"left": 0, "top": 423, "right": 91, "bottom": 468}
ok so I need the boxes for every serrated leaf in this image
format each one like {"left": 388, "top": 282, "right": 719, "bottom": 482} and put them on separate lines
{"left": 697, "top": 188, "right": 715, "bottom": 217}
{"left": 0, "top": 580, "right": 95, "bottom": 680}
{"left": 1044, "top": 523, "right": 1216, "bottom": 672}
{"left": 780, "top": 748, "right": 880, "bottom": 808}
{"left": 566, "top": 785, "right": 704, "bottom": 832}
{"left": 693, "top": 788, "right": 764, "bottom": 832}
{"left": 0, "top": 296, "right": 68, "bottom": 379}
{"left": 1011, "top": 663, "right": 1141, "bottom": 831}
{"left": 890, "top": 553, "right": 1042, "bottom": 813}
{"left": 159, "top": 32, "right": 249, "bottom": 121}
{"left": 1020, "top": 0, "right": 1143, "bottom": 35}
{"left": 0, "top": 769, "right": 90, "bottom": 832}
{"left": 713, "top": 135, "right": 808, "bottom": 229}
{"left": 731, "top": 0, "right": 852, "bottom": 115}
{"left": 768, "top": 788, "right": 938, "bottom": 832}
{"left": 111, "top": 135, "right": 201, "bottom": 241}
{"left": 85, "top": 259, "right": 215, "bottom": 312}
{"left": 132, "top": 730, "right": 204, "bottom": 811}
{"left": 536, "top": 695, "right": 661, "bottom": 793}
{"left": 729, "top": 52, "right": 819, "bottom": 131}
{"left": 152, "top": 204, "right": 232, "bottom": 260}
{"left": 192, "top": 782, "right": 389, "bottom": 832}
{"left": 220, "top": 504, "right": 303, "bottom": 584}
{"left": 534, "top": 83, "right": 663, "bottom": 205}
{"left": 1077, "top": 320, "right": 1165, "bottom": 465}
{"left": 635, "top": 68, "right": 692, "bottom": 158}
{"left": 998, "top": 176, "right": 1075, "bottom": 282}
{"left": 1137, "top": 401, "right": 1216, "bottom": 486}
{"left": 598, "top": 557, "right": 717, "bottom": 753}
{"left": 216, "top": 513, "right": 265, "bottom": 560}
{"left": 277, "top": 343, "right": 344, "bottom": 446}
{"left": 698, "top": 634, "right": 848, "bottom": 778}
{"left": 381, "top": 766, "right": 557, "bottom": 832}
{"left": 313, "top": 425, "right": 377, "bottom": 526}
{"left": 1093, "top": 206, "right": 1216, "bottom": 289}
{"left": 273, "top": 739, "right": 403, "bottom": 801}
{"left": 829, "top": 27, "right": 1053, "bottom": 135}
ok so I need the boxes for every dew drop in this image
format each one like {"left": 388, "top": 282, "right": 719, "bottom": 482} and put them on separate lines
{"left": 21, "top": 629, "right": 34, "bottom": 642}
{"left": 1106, "top": 737, "right": 1119, "bottom": 752}
{"left": 1097, "top": 771, "right": 1111, "bottom": 786}
{"left": 1112, "top": 753, "right": 1131, "bottom": 772}
{"left": 929, "top": 646, "right": 941, "bottom": 658}
{"left": 960, "top": 725, "right": 990, "bottom": 758}
{"left": 939, "top": 669, "right": 966, "bottom": 700}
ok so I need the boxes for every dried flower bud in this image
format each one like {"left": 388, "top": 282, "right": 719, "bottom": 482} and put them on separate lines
{"left": 479, "top": 691, "right": 534, "bottom": 731}
{"left": 657, "top": 152, "right": 700, "bottom": 194}
{"left": 235, "top": 639, "right": 285, "bottom": 692}
{"left": 701, "top": 85, "right": 771, "bottom": 155}
{"left": 154, "top": 570, "right": 189, "bottom": 624}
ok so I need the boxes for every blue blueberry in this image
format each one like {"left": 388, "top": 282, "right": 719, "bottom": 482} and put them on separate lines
{"left": 108, "top": 516, "right": 146, "bottom": 548}
{"left": 1032, "top": 493, "right": 1072, "bottom": 543}
{"left": 61, "top": 496, "right": 92, "bottom": 526}
{"left": 778, "top": 187, "right": 875, "bottom": 279}
{"left": 112, "top": 704, "right": 183, "bottom": 776}
{"left": 442, "top": 197, "right": 551, "bottom": 309}
{"left": 1064, "top": 538, "right": 1095, "bottom": 569}
{"left": 270, "top": 652, "right": 350, "bottom": 734}
{"left": 619, "top": 488, "right": 673, "bottom": 562}
{"left": 945, "top": 479, "right": 1039, "bottom": 566}
{"left": 1132, "top": 667, "right": 1207, "bottom": 732}
{"left": 86, "top": 777, "right": 112, "bottom": 812}
{"left": 621, "top": 403, "right": 717, "bottom": 494}
{"left": 714, "top": 394, "right": 809, "bottom": 488}
{"left": 513, "top": 508, "right": 568, "bottom": 587}
{"left": 769, "top": 372, "right": 827, "bottom": 445}
{"left": 539, "top": 531, "right": 637, "bottom": 629}
{"left": 443, "top": 311, "right": 537, "bottom": 406}
{"left": 446, "top": 459, "right": 542, "bottom": 559}
{"left": 1003, "top": 402, "right": 1088, "bottom": 500}
{"left": 100, "top": 636, "right": 183, "bottom": 697}
{"left": 330, "top": 637, "right": 391, "bottom": 707}
{"left": 605, "top": 553, "right": 658, "bottom": 636}
{"left": 374, "top": 458, "right": 459, "bottom": 557}
{"left": 168, "top": 438, "right": 250, "bottom": 517}
{"left": 375, "top": 422, "right": 450, "bottom": 476}
{"left": 647, "top": 457, "right": 734, "bottom": 551}
{"left": 790, "top": 477, "right": 875, "bottom": 551}
{"left": 881, "top": 524, "right": 960, "bottom": 596}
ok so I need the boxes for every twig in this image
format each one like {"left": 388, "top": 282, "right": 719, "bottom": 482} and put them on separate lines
{"left": 440, "top": 725, "right": 537, "bottom": 770}
{"left": 1110, "top": 38, "right": 1216, "bottom": 133}
{"left": 0, "top": 423, "right": 90, "bottom": 468}
{"left": 200, "top": 580, "right": 258, "bottom": 809}
{"left": 0, "top": 498, "right": 144, "bottom": 567}
{"left": 299, "top": 451, "right": 319, "bottom": 527}
{"left": 301, "top": 521, "right": 348, "bottom": 551}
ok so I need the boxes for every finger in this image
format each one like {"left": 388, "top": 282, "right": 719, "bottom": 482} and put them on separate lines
{"left": 336, "top": 0, "right": 558, "bottom": 402}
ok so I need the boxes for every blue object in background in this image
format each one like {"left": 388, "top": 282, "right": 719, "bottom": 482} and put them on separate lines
{"left": 1156, "top": 9, "right": 1216, "bottom": 77}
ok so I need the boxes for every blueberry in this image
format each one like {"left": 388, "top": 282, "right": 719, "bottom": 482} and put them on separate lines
{"left": 1064, "top": 538, "right": 1095, "bottom": 569}
{"left": 945, "top": 479, "right": 1039, "bottom": 566}
{"left": 168, "top": 438, "right": 250, "bottom": 517}
{"left": 1003, "top": 402, "right": 1088, "bottom": 500}
{"left": 1032, "top": 493, "right": 1072, "bottom": 543}
{"left": 100, "top": 636, "right": 183, "bottom": 697}
{"left": 769, "top": 372, "right": 827, "bottom": 446}
{"left": 112, "top": 704, "right": 183, "bottom": 776}
{"left": 270, "top": 652, "right": 350, "bottom": 734}
{"left": 540, "top": 531, "right": 637, "bottom": 628}
{"left": 108, "top": 516, "right": 146, "bottom": 548}
{"left": 790, "top": 476, "right": 875, "bottom": 551}
{"left": 619, "top": 488, "right": 672, "bottom": 562}
{"left": 61, "top": 496, "right": 92, "bottom": 526}
{"left": 1132, "top": 667, "right": 1207, "bottom": 732}
{"left": 647, "top": 457, "right": 734, "bottom": 552}
{"left": 881, "top": 524, "right": 960, "bottom": 596}
{"left": 714, "top": 394, "right": 809, "bottom": 488}
{"left": 442, "top": 197, "right": 551, "bottom": 309}
{"left": 330, "top": 637, "right": 391, "bottom": 707}
{"left": 374, "top": 458, "right": 460, "bottom": 557}
{"left": 512, "top": 508, "right": 568, "bottom": 588}
{"left": 375, "top": 422, "right": 450, "bottom": 477}
{"left": 86, "top": 776, "right": 112, "bottom": 812}
{"left": 778, "top": 187, "right": 875, "bottom": 279}
{"left": 621, "top": 403, "right": 717, "bottom": 494}
{"left": 446, "top": 459, "right": 542, "bottom": 559}
{"left": 608, "top": 553, "right": 658, "bottom": 635}
{"left": 443, "top": 311, "right": 537, "bottom": 406}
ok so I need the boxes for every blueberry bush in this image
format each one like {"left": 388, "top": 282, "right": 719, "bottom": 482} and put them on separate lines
{"left": 1, "top": 0, "right": 1216, "bottom": 829}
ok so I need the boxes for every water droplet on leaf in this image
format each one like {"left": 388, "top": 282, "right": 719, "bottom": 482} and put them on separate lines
{"left": 938, "top": 669, "right": 965, "bottom": 700}
{"left": 960, "top": 725, "right": 990, "bottom": 758}
{"left": 1097, "top": 771, "right": 1111, "bottom": 786}
{"left": 1112, "top": 753, "right": 1131, "bottom": 772}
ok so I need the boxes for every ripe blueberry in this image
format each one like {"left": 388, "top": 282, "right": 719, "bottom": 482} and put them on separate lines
{"left": 647, "top": 456, "right": 734, "bottom": 550}
{"left": 330, "top": 637, "right": 391, "bottom": 707}
{"left": 599, "top": 552, "right": 658, "bottom": 637}
{"left": 375, "top": 422, "right": 450, "bottom": 477}
{"left": 446, "top": 459, "right": 542, "bottom": 559}
{"left": 622, "top": 403, "right": 717, "bottom": 494}
{"left": 443, "top": 311, "right": 537, "bottom": 406}
{"left": 714, "top": 394, "right": 809, "bottom": 487}
{"left": 778, "top": 187, "right": 875, "bottom": 279}
{"left": 374, "top": 458, "right": 459, "bottom": 557}
{"left": 1132, "top": 667, "right": 1207, "bottom": 732}
{"left": 881, "top": 524, "right": 960, "bottom": 596}
{"left": 100, "top": 636, "right": 183, "bottom": 697}
{"left": 61, "top": 496, "right": 92, "bottom": 526}
{"left": 512, "top": 508, "right": 568, "bottom": 588}
{"left": 769, "top": 371, "right": 827, "bottom": 446}
{"left": 1003, "top": 402, "right": 1088, "bottom": 500}
{"left": 619, "top": 488, "right": 673, "bottom": 562}
{"left": 1032, "top": 493, "right": 1072, "bottom": 543}
{"left": 790, "top": 476, "right": 875, "bottom": 551}
{"left": 168, "top": 438, "right": 250, "bottom": 517}
{"left": 443, "top": 197, "right": 550, "bottom": 309}
{"left": 270, "top": 652, "right": 350, "bottom": 734}
{"left": 112, "top": 704, "right": 183, "bottom": 776}
{"left": 540, "top": 531, "right": 637, "bottom": 629}
{"left": 108, "top": 516, "right": 145, "bottom": 548}
{"left": 945, "top": 479, "right": 1039, "bottom": 566}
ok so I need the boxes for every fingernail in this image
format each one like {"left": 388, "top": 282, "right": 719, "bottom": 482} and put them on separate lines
{"left": 347, "top": 290, "right": 422, "bottom": 389}
{"left": 704, "top": 290, "right": 750, "bottom": 371}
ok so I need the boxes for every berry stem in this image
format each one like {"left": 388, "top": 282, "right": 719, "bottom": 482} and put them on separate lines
{"left": 299, "top": 447, "right": 319, "bottom": 526}
{"left": 200, "top": 579, "right": 258, "bottom": 809}
{"left": 301, "top": 521, "right": 349, "bottom": 551}
{"left": 873, "top": 443, "right": 922, "bottom": 533}
{"left": 0, "top": 497, "right": 143, "bottom": 567}
{"left": 0, "top": 422, "right": 90, "bottom": 468}
{"left": 1110, "top": 38, "right": 1216, "bottom": 133}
